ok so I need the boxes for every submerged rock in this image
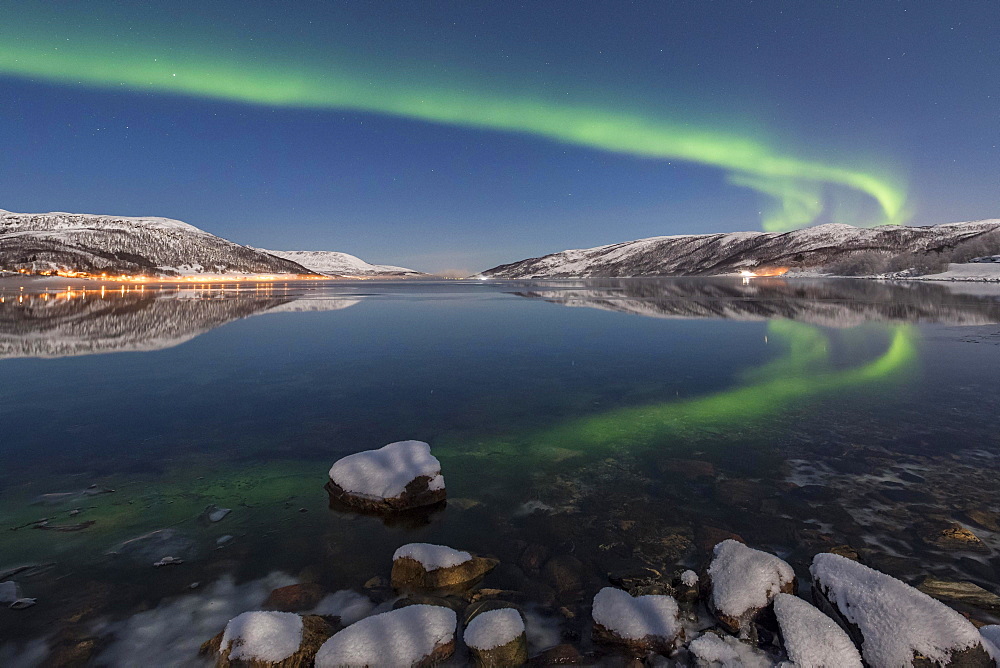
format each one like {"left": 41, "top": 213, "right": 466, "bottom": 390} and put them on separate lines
{"left": 153, "top": 556, "right": 184, "bottom": 568}
{"left": 325, "top": 440, "right": 446, "bottom": 514}
{"left": 772, "top": 593, "right": 862, "bottom": 668}
{"left": 390, "top": 543, "right": 498, "bottom": 593}
{"left": 464, "top": 607, "right": 528, "bottom": 667}
{"left": 9, "top": 597, "right": 37, "bottom": 610}
{"left": 314, "top": 604, "right": 457, "bottom": 668}
{"left": 924, "top": 523, "right": 990, "bottom": 553}
{"left": 810, "top": 553, "right": 993, "bottom": 667}
{"left": 707, "top": 539, "right": 796, "bottom": 634}
{"left": 591, "top": 587, "right": 682, "bottom": 654}
{"left": 108, "top": 528, "right": 197, "bottom": 562}
{"left": 918, "top": 578, "right": 1000, "bottom": 613}
{"left": 200, "top": 505, "right": 232, "bottom": 524}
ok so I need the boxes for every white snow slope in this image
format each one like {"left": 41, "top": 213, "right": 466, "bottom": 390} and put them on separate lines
{"left": 259, "top": 249, "right": 421, "bottom": 277}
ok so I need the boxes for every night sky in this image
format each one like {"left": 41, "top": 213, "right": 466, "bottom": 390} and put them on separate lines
{"left": 1, "top": 2, "right": 997, "bottom": 273}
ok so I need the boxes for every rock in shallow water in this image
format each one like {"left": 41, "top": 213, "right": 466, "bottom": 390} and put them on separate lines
{"left": 772, "top": 593, "right": 862, "bottom": 668}
{"left": 203, "top": 612, "right": 333, "bottom": 668}
{"left": 390, "top": 543, "right": 498, "bottom": 593}
{"left": 810, "top": 552, "right": 993, "bottom": 667}
{"left": 325, "top": 440, "right": 446, "bottom": 514}
{"left": 314, "top": 604, "right": 457, "bottom": 668}
{"left": 591, "top": 587, "right": 681, "bottom": 654}
{"left": 707, "top": 539, "right": 796, "bottom": 635}
{"left": 464, "top": 607, "right": 528, "bottom": 667}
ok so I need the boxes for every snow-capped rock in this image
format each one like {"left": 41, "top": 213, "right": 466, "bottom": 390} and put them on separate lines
{"left": 478, "top": 219, "right": 1000, "bottom": 278}
{"left": 390, "top": 543, "right": 498, "bottom": 592}
{"left": 464, "top": 608, "right": 528, "bottom": 666}
{"left": 0, "top": 210, "right": 311, "bottom": 277}
{"left": 219, "top": 611, "right": 303, "bottom": 664}
{"left": 772, "top": 593, "right": 862, "bottom": 668}
{"left": 810, "top": 552, "right": 992, "bottom": 667}
{"left": 591, "top": 587, "right": 682, "bottom": 653}
{"left": 314, "top": 604, "right": 457, "bottom": 668}
{"left": 708, "top": 539, "right": 796, "bottom": 634}
{"left": 325, "top": 440, "right": 446, "bottom": 513}
{"left": 258, "top": 249, "right": 421, "bottom": 277}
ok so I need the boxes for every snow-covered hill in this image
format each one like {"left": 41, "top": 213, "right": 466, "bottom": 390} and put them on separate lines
{"left": 258, "top": 249, "right": 421, "bottom": 277}
{"left": 478, "top": 220, "right": 1000, "bottom": 278}
{"left": 0, "top": 210, "right": 311, "bottom": 277}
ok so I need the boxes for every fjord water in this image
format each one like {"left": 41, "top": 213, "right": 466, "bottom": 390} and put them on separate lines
{"left": 2, "top": 278, "right": 1000, "bottom": 659}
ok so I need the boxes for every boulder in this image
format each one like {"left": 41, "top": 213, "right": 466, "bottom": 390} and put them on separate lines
{"left": 325, "top": 441, "right": 445, "bottom": 513}
{"left": 390, "top": 543, "right": 498, "bottom": 593}
{"left": 464, "top": 607, "right": 528, "bottom": 667}
{"left": 810, "top": 553, "right": 993, "bottom": 667}
{"left": 707, "top": 539, "right": 796, "bottom": 634}
{"left": 772, "top": 593, "right": 862, "bottom": 668}
{"left": 205, "top": 612, "right": 333, "bottom": 668}
{"left": 314, "top": 604, "right": 457, "bottom": 668}
{"left": 262, "top": 583, "right": 327, "bottom": 613}
{"left": 591, "top": 587, "right": 681, "bottom": 654}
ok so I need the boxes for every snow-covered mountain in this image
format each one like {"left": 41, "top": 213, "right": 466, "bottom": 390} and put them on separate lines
{"left": 478, "top": 220, "right": 1000, "bottom": 278}
{"left": 258, "top": 249, "right": 422, "bottom": 277}
{"left": 0, "top": 210, "right": 311, "bottom": 276}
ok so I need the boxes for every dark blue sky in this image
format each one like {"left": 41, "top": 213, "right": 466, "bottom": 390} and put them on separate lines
{"left": 1, "top": 1, "right": 997, "bottom": 272}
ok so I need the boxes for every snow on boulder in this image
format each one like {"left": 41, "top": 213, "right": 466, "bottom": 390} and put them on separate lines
{"left": 464, "top": 607, "right": 528, "bottom": 667}
{"left": 209, "top": 611, "right": 334, "bottom": 668}
{"left": 325, "top": 440, "right": 445, "bottom": 513}
{"left": 314, "top": 604, "right": 457, "bottom": 668}
{"left": 707, "top": 539, "right": 796, "bottom": 634}
{"left": 772, "top": 593, "right": 861, "bottom": 668}
{"left": 390, "top": 543, "right": 498, "bottom": 593}
{"left": 810, "top": 553, "right": 992, "bottom": 667}
{"left": 591, "top": 587, "right": 682, "bottom": 654}
{"left": 687, "top": 632, "right": 773, "bottom": 668}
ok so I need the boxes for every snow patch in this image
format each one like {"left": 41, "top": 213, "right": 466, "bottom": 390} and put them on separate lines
{"left": 314, "top": 604, "right": 457, "bottom": 668}
{"left": 220, "top": 611, "right": 303, "bottom": 663}
{"left": 464, "top": 608, "right": 525, "bottom": 650}
{"left": 688, "top": 632, "right": 773, "bottom": 667}
{"left": 709, "top": 540, "right": 794, "bottom": 618}
{"left": 393, "top": 543, "right": 472, "bottom": 571}
{"left": 591, "top": 587, "right": 680, "bottom": 642}
{"left": 681, "top": 570, "right": 699, "bottom": 587}
{"left": 772, "top": 593, "right": 861, "bottom": 667}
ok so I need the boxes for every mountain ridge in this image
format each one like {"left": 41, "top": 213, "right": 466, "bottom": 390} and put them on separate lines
{"left": 0, "top": 210, "right": 415, "bottom": 278}
{"left": 478, "top": 220, "right": 1000, "bottom": 278}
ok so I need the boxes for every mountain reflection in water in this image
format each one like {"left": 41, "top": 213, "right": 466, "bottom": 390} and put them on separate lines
{"left": 1, "top": 278, "right": 998, "bottom": 360}
{"left": 0, "top": 286, "right": 359, "bottom": 359}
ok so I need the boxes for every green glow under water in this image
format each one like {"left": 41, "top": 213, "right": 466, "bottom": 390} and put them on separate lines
{"left": 0, "top": 31, "right": 908, "bottom": 231}
{"left": 441, "top": 321, "right": 918, "bottom": 463}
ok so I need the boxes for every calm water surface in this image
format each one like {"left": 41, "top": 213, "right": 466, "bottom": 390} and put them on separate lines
{"left": 1, "top": 278, "right": 999, "bottom": 663}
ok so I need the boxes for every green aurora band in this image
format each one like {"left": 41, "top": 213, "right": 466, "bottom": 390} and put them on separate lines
{"left": 0, "top": 36, "right": 908, "bottom": 232}
{"left": 439, "top": 321, "right": 918, "bottom": 464}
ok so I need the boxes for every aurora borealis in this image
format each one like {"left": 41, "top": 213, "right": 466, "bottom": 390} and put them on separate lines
{"left": 1, "top": 2, "right": 997, "bottom": 271}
